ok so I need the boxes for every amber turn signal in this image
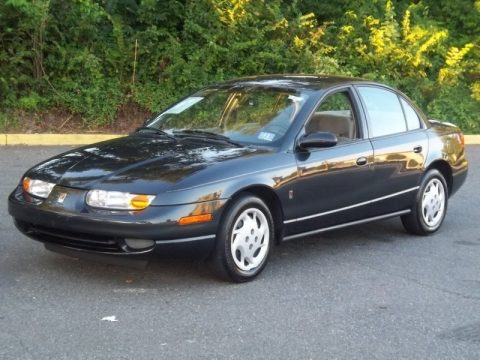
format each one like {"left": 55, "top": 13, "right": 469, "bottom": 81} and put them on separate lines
{"left": 22, "top": 177, "right": 31, "bottom": 192}
{"left": 130, "top": 195, "right": 152, "bottom": 210}
{"left": 178, "top": 213, "right": 213, "bottom": 225}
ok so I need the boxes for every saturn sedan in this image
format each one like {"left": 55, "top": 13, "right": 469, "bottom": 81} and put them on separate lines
{"left": 8, "top": 75, "right": 468, "bottom": 282}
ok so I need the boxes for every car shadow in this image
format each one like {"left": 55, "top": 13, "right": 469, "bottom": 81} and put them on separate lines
{"left": 268, "top": 217, "right": 410, "bottom": 266}
{"left": 31, "top": 217, "right": 412, "bottom": 287}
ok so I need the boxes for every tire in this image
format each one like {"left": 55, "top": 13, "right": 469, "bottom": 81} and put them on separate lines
{"left": 401, "top": 169, "right": 448, "bottom": 235}
{"left": 212, "top": 194, "right": 274, "bottom": 282}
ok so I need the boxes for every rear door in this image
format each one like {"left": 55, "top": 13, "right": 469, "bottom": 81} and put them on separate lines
{"left": 355, "top": 85, "right": 429, "bottom": 215}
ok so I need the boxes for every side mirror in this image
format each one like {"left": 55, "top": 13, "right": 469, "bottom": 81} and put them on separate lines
{"left": 297, "top": 131, "right": 338, "bottom": 150}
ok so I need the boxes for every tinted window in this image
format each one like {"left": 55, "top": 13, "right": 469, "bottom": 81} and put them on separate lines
{"left": 400, "top": 98, "right": 421, "bottom": 130}
{"left": 357, "top": 86, "right": 406, "bottom": 137}
{"left": 305, "top": 91, "right": 357, "bottom": 140}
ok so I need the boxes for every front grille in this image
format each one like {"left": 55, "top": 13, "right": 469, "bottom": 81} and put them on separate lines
{"left": 17, "top": 220, "right": 124, "bottom": 253}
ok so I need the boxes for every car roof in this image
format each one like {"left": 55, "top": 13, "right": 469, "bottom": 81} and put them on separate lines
{"left": 217, "top": 74, "right": 371, "bottom": 91}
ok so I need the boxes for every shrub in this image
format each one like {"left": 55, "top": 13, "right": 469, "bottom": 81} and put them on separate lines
{"left": 0, "top": 0, "right": 478, "bottom": 131}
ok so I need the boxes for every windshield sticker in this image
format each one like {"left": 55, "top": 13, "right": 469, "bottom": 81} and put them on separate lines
{"left": 258, "top": 132, "right": 276, "bottom": 142}
{"left": 166, "top": 96, "right": 204, "bottom": 114}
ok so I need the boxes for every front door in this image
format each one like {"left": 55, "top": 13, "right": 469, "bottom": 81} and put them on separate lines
{"left": 285, "top": 88, "right": 374, "bottom": 236}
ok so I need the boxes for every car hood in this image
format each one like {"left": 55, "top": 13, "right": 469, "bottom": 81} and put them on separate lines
{"left": 25, "top": 134, "right": 266, "bottom": 194}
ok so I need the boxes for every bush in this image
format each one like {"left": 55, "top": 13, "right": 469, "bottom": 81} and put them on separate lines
{"left": 427, "top": 85, "right": 480, "bottom": 133}
{"left": 0, "top": 0, "right": 478, "bottom": 132}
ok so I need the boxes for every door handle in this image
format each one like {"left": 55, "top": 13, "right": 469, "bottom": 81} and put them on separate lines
{"left": 356, "top": 156, "right": 368, "bottom": 166}
{"left": 413, "top": 145, "right": 422, "bottom": 153}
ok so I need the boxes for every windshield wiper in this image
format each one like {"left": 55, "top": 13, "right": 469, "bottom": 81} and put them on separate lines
{"left": 173, "top": 129, "right": 243, "bottom": 147}
{"left": 134, "top": 127, "right": 177, "bottom": 141}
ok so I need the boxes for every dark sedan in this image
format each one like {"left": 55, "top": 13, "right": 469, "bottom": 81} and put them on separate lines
{"left": 8, "top": 75, "right": 468, "bottom": 282}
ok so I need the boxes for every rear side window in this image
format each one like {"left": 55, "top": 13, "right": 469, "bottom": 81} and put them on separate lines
{"left": 400, "top": 98, "right": 421, "bottom": 130}
{"left": 357, "top": 86, "right": 406, "bottom": 137}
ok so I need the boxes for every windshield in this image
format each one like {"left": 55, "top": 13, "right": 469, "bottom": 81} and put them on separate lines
{"left": 146, "top": 86, "right": 311, "bottom": 146}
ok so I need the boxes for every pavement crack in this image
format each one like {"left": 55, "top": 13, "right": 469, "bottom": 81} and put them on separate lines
{"left": 351, "top": 260, "right": 480, "bottom": 301}
{"left": 438, "top": 321, "right": 480, "bottom": 343}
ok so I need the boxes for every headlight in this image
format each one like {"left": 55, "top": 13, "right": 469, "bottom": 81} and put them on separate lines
{"left": 22, "top": 177, "right": 55, "bottom": 199}
{"left": 86, "top": 190, "right": 155, "bottom": 210}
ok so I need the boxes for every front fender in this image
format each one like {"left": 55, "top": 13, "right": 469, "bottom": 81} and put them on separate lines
{"left": 152, "top": 152, "right": 298, "bottom": 206}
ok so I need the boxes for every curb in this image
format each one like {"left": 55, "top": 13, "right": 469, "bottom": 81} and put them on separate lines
{"left": 465, "top": 135, "right": 480, "bottom": 144}
{"left": 0, "top": 134, "right": 125, "bottom": 146}
{"left": 0, "top": 133, "right": 479, "bottom": 146}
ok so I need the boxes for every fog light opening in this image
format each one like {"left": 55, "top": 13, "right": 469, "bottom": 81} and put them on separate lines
{"left": 124, "top": 239, "right": 155, "bottom": 250}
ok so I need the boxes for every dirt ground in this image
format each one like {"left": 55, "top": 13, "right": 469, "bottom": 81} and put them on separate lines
{"left": 3, "top": 102, "right": 152, "bottom": 134}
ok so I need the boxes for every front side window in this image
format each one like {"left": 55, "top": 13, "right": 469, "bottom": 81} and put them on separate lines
{"left": 305, "top": 91, "right": 358, "bottom": 141}
{"left": 147, "top": 86, "right": 311, "bottom": 146}
{"left": 357, "top": 86, "right": 406, "bottom": 137}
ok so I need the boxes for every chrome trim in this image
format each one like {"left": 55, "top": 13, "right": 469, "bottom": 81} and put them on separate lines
{"left": 283, "top": 210, "right": 411, "bottom": 241}
{"left": 284, "top": 186, "right": 419, "bottom": 224}
{"left": 155, "top": 234, "right": 216, "bottom": 244}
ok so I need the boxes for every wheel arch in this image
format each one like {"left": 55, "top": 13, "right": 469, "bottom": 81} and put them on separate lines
{"left": 425, "top": 160, "right": 453, "bottom": 196}
{"left": 226, "top": 185, "right": 285, "bottom": 245}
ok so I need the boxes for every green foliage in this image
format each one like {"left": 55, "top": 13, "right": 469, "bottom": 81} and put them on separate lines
{"left": 427, "top": 85, "right": 480, "bottom": 133}
{"left": 17, "top": 92, "right": 45, "bottom": 111}
{"left": 322, "top": 0, "right": 479, "bottom": 131}
{"left": 0, "top": 0, "right": 478, "bottom": 132}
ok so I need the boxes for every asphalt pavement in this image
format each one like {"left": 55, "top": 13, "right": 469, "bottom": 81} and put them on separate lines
{"left": 1, "top": 145, "right": 479, "bottom": 360}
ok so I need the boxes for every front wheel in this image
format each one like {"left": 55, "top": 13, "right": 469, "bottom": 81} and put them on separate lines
{"left": 212, "top": 194, "right": 274, "bottom": 282}
{"left": 401, "top": 169, "right": 448, "bottom": 235}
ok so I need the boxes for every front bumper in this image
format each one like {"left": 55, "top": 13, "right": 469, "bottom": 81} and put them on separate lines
{"left": 9, "top": 185, "right": 226, "bottom": 256}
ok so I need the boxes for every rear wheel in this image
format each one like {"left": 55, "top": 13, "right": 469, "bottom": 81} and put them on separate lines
{"left": 212, "top": 194, "right": 274, "bottom": 282}
{"left": 401, "top": 169, "right": 448, "bottom": 235}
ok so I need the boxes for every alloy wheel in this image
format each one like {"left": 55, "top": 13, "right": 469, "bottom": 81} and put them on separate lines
{"left": 421, "top": 178, "right": 446, "bottom": 228}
